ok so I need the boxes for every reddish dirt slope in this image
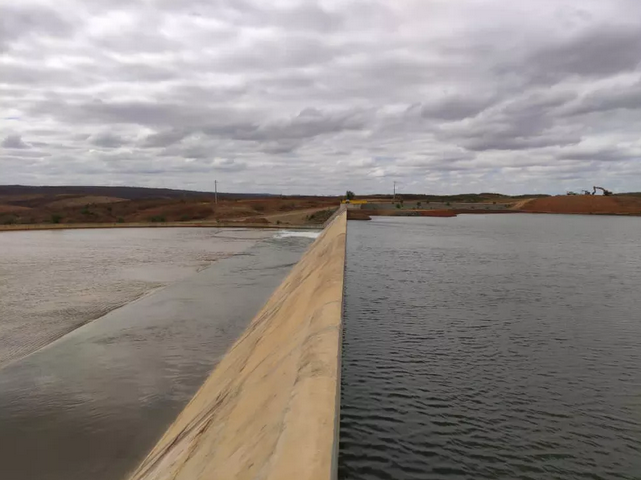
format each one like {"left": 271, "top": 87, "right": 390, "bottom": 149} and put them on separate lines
{"left": 0, "top": 205, "right": 31, "bottom": 214}
{"left": 0, "top": 194, "right": 339, "bottom": 226}
{"left": 519, "top": 195, "right": 641, "bottom": 215}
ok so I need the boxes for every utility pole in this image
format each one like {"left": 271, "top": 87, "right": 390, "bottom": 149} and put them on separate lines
{"left": 214, "top": 180, "right": 218, "bottom": 205}
{"left": 393, "top": 181, "right": 397, "bottom": 200}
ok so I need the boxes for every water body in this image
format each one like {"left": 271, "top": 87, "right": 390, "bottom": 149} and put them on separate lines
{"left": 0, "top": 231, "right": 314, "bottom": 480}
{"left": 0, "top": 227, "right": 271, "bottom": 367}
{"left": 340, "top": 215, "right": 641, "bottom": 480}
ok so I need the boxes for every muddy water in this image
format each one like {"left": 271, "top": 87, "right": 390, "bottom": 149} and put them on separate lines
{"left": 0, "top": 230, "right": 315, "bottom": 480}
{"left": 340, "top": 215, "right": 641, "bottom": 480}
{"left": 0, "top": 227, "right": 271, "bottom": 367}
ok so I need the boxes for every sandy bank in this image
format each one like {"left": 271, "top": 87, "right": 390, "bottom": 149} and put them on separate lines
{"left": 129, "top": 210, "right": 347, "bottom": 480}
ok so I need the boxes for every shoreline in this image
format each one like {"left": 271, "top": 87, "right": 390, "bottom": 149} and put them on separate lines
{"left": 0, "top": 221, "right": 322, "bottom": 232}
{"left": 2, "top": 210, "right": 638, "bottom": 233}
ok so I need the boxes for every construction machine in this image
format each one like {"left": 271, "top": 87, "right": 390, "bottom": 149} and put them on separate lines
{"left": 593, "top": 186, "right": 613, "bottom": 196}
{"left": 581, "top": 190, "right": 593, "bottom": 195}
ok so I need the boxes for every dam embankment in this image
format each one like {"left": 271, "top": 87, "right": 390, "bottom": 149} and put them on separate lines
{"left": 129, "top": 210, "right": 347, "bottom": 480}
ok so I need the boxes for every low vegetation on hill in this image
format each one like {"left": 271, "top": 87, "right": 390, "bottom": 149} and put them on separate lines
{"left": 0, "top": 186, "right": 338, "bottom": 226}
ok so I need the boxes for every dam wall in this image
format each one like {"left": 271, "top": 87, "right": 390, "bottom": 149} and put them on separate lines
{"left": 129, "top": 210, "right": 347, "bottom": 480}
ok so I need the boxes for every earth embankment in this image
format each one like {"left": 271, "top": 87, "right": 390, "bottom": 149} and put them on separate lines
{"left": 518, "top": 195, "right": 641, "bottom": 215}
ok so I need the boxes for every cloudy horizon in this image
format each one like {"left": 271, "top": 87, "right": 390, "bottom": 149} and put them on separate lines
{"left": 2, "top": 0, "right": 641, "bottom": 195}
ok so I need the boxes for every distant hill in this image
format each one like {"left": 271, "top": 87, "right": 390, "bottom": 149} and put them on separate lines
{"left": 0, "top": 185, "right": 280, "bottom": 201}
{"left": 0, "top": 185, "right": 337, "bottom": 226}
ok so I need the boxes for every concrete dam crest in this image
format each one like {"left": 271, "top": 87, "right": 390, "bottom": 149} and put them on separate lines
{"left": 128, "top": 209, "right": 347, "bottom": 480}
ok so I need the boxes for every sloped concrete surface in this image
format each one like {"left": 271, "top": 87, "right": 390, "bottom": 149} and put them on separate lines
{"left": 129, "top": 210, "right": 347, "bottom": 480}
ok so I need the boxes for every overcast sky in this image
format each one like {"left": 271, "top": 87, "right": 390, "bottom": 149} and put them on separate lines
{"left": 2, "top": 0, "right": 641, "bottom": 195}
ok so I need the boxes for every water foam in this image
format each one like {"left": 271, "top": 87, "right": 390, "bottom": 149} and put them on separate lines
{"left": 273, "top": 230, "right": 321, "bottom": 239}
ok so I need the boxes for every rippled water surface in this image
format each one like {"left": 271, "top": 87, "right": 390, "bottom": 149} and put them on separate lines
{"left": 340, "top": 215, "right": 641, "bottom": 480}
{"left": 0, "top": 227, "right": 270, "bottom": 367}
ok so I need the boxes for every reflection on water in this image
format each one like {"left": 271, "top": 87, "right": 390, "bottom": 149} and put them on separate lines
{"left": 0, "top": 227, "right": 270, "bottom": 367}
{"left": 340, "top": 215, "right": 641, "bottom": 480}
{"left": 0, "top": 232, "right": 314, "bottom": 480}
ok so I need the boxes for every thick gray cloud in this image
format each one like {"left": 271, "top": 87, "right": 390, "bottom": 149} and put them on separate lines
{"left": 2, "top": 134, "right": 30, "bottom": 149}
{"left": 1, "top": 0, "right": 641, "bottom": 194}
{"left": 90, "top": 132, "right": 128, "bottom": 148}
{"left": 526, "top": 27, "right": 641, "bottom": 81}
{"left": 0, "top": 4, "right": 73, "bottom": 51}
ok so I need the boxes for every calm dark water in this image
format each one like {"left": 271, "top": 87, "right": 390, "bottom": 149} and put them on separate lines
{"left": 0, "top": 231, "right": 315, "bottom": 480}
{"left": 340, "top": 215, "right": 641, "bottom": 480}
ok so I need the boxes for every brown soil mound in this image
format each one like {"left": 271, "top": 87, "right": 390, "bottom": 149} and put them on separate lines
{"left": 519, "top": 195, "right": 641, "bottom": 215}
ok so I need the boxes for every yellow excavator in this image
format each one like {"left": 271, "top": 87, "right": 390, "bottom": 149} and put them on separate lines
{"left": 593, "top": 186, "right": 613, "bottom": 196}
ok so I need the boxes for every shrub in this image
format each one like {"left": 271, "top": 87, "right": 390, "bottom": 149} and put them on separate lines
{"left": 51, "top": 214, "right": 63, "bottom": 224}
{"left": 396, "top": 204, "right": 401, "bottom": 209}
{"left": 149, "top": 215, "right": 166, "bottom": 223}
{"left": 346, "top": 190, "right": 355, "bottom": 200}
{"left": 117, "top": 217, "right": 125, "bottom": 223}
{"left": 306, "top": 209, "right": 336, "bottom": 224}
